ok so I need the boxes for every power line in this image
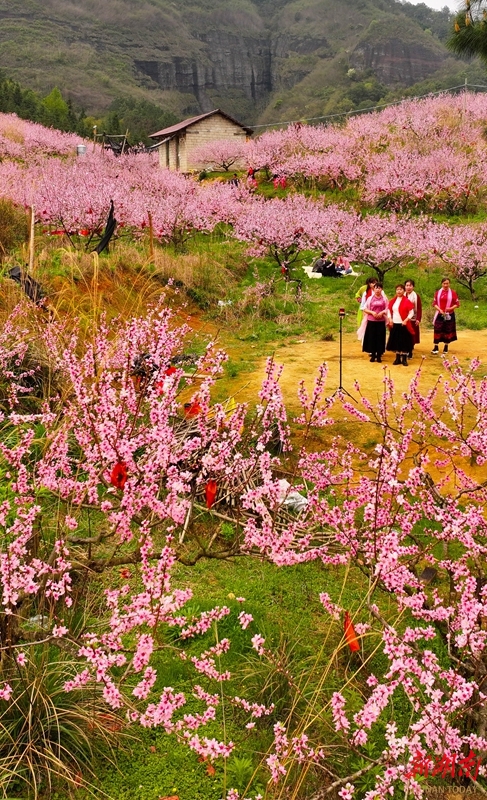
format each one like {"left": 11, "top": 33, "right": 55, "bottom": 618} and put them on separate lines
{"left": 245, "top": 80, "right": 487, "bottom": 131}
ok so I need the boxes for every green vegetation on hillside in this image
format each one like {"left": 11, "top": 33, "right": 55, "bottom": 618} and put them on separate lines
{"left": 0, "top": 0, "right": 474, "bottom": 129}
{"left": 0, "top": 71, "right": 178, "bottom": 144}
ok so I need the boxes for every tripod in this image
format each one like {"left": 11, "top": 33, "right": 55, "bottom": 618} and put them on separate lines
{"left": 329, "top": 309, "right": 355, "bottom": 401}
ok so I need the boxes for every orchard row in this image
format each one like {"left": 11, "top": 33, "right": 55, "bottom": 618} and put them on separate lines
{"left": 2, "top": 112, "right": 487, "bottom": 292}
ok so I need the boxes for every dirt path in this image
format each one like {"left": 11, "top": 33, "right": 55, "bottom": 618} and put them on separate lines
{"left": 225, "top": 329, "right": 485, "bottom": 409}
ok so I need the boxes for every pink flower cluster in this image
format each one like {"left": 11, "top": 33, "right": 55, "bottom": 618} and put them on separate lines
{"left": 2, "top": 298, "right": 487, "bottom": 796}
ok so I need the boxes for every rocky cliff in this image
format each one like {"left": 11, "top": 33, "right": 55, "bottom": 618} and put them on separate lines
{"left": 134, "top": 30, "right": 273, "bottom": 113}
{"left": 350, "top": 39, "right": 445, "bottom": 85}
{"left": 0, "top": 0, "right": 464, "bottom": 124}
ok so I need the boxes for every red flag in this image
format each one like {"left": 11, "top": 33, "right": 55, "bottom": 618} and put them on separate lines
{"left": 184, "top": 401, "right": 201, "bottom": 418}
{"left": 344, "top": 612, "right": 360, "bottom": 652}
{"left": 110, "top": 462, "right": 128, "bottom": 490}
{"left": 205, "top": 480, "right": 218, "bottom": 509}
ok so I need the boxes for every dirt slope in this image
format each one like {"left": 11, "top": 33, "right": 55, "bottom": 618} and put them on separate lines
{"left": 226, "top": 329, "right": 485, "bottom": 409}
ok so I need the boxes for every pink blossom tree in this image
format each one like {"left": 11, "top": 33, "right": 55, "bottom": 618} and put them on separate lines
{"left": 0, "top": 112, "right": 84, "bottom": 159}
{"left": 1, "top": 302, "right": 487, "bottom": 796}
{"left": 247, "top": 122, "right": 361, "bottom": 188}
{"left": 190, "top": 139, "right": 246, "bottom": 172}
{"left": 231, "top": 193, "right": 326, "bottom": 267}
{"left": 0, "top": 149, "right": 246, "bottom": 249}
{"left": 348, "top": 214, "right": 423, "bottom": 282}
{"left": 363, "top": 146, "right": 487, "bottom": 215}
{"left": 438, "top": 223, "right": 487, "bottom": 299}
{"left": 317, "top": 211, "right": 431, "bottom": 282}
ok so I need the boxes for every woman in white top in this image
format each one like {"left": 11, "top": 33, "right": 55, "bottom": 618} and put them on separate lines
{"left": 404, "top": 278, "right": 422, "bottom": 359}
{"left": 386, "top": 284, "right": 415, "bottom": 366}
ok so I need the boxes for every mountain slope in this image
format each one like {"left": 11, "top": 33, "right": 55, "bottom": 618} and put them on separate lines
{"left": 0, "top": 0, "right": 470, "bottom": 125}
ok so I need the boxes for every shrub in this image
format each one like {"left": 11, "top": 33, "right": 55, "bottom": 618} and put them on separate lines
{"left": 0, "top": 649, "right": 127, "bottom": 798}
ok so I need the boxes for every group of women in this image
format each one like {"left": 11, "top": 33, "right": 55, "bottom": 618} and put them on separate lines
{"left": 356, "top": 277, "right": 460, "bottom": 365}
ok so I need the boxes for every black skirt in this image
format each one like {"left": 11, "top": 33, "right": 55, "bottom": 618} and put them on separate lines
{"left": 386, "top": 323, "right": 413, "bottom": 353}
{"left": 433, "top": 312, "right": 457, "bottom": 344}
{"left": 363, "top": 321, "right": 386, "bottom": 355}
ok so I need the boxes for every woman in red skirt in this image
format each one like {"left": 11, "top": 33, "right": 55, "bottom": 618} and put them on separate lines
{"left": 431, "top": 278, "right": 460, "bottom": 355}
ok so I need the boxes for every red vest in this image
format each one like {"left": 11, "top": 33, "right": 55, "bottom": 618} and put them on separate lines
{"left": 388, "top": 295, "right": 415, "bottom": 337}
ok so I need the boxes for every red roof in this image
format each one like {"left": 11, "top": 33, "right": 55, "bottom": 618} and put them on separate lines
{"left": 149, "top": 108, "right": 253, "bottom": 139}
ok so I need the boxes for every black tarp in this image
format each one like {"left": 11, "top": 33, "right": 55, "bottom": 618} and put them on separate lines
{"left": 8, "top": 266, "right": 45, "bottom": 304}
{"left": 93, "top": 200, "right": 117, "bottom": 254}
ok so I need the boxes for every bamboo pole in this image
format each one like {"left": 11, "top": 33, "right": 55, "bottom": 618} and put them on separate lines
{"left": 91, "top": 252, "right": 100, "bottom": 326}
{"left": 121, "top": 129, "right": 129, "bottom": 155}
{"left": 28, "top": 205, "right": 35, "bottom": 274}
{"left": 148, "top": 212, "right": 155, "bottom": 264}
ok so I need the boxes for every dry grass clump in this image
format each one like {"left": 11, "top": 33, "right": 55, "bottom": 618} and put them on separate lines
{"left": 151, "top": 247, "right": 238, "bottom": 308}
{"left": 0, "top": 238, "right": 218, "bottom": 411}
{"left": 32, "top": 241, "right": 166, "bottom": 323}
{"left": 0, "top": 199, "right": 29, "bottom": 261}
{"left": 0, "top": 651, "right": 128, "bottom": 799}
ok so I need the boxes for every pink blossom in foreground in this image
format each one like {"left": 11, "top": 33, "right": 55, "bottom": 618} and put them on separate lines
{"left": 2, "top": 299, "right": 487, "bottom": 796}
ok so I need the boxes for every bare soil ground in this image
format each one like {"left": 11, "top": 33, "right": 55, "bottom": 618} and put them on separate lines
{"left": 221, "top": 329, "right": 487, "bottom": 487}
{"left": 226, "top": 330, "right": 485, "bottom": 410}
